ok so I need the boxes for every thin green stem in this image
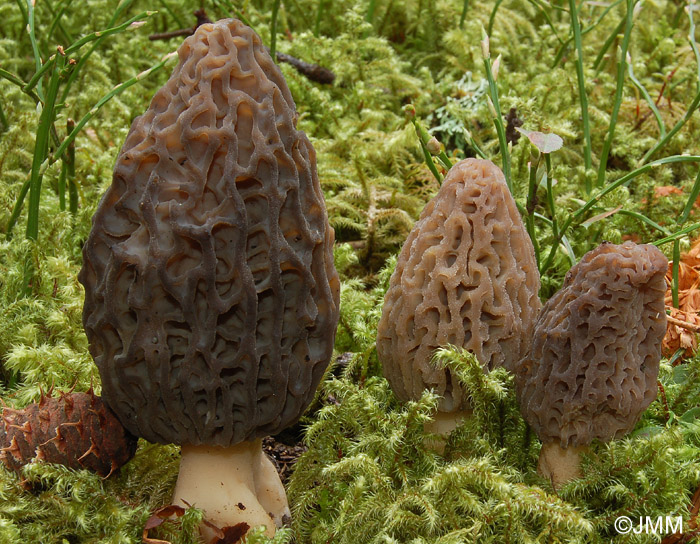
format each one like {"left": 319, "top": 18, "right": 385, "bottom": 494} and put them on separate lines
{"left": 483, "top": 54, "right": 511, "bottom": 191}
{"left": 627, "top": 53, "right": 666, "bottom": 138}
{"left": 534, "top": 213, "right": 577, "bottom": 265}
{"left": 525, "top": 156, "right": 541, "bottom": 267}
{"left": 45, "top": 0, "right": 74, "bottom": 45}
{"left": 679, "top": 168, "right": 700, "bottom": 225}
{"left": 367, "top": 0, "right": 378, "bottom": 24}
{"left": 411, "top": 118, "right": 443, "bottom": 184}
{"left": 6, "top": 179, "right": 30, "bottom": 237}
{"left": 466, "top": 132, "right": 488, "bottom": 159}
{"left": 270, "top": 0, "right": 281, "bottom": 60}
{"left": 540, "top": 155, "right": 700, "bottom": 274}
{"left": 20, "top": 53, "right": 64, "bottom": 266}
{"left": 527, "top": 0, "right": 564, "bottom": 44}
{"left": 553, "top": 0, "right": 624, "bottom": 68}
{"left": 53, "top": 52, "right": 176, "bottom": 163}
{"left": 593, "top": 18, "right": 625, "bottom": 72}
{"left": 14, "top": 0, "right": 27, "bottom": 27}
{"left": 488, "top": 0, "right": 505, "bottom": 36}
{"left": 60, "top": 0, "right": 138, "bottom": 103}
{"left": 64, "top": 11, "right": 156, "bottom": 57}
{"left": 597, "top": 0, "right": 636, "bottom": 187}
{"left": 314, "top": 0, "right": 325, "bottom": 36}
{"left": 26, "top": 11, "right": 155, "bottom": 96}
{"left": 688, "top": 0, "right": 700, "bottom": 90}
{"left": 156, "top": 0, "right": 184, "bottom": 27}
{"left": 641, "top": 89, "right": 700, "bottom": 164}
{"left": 58, "top": 161, "right": 67, "bottom": 211}
{"left": 459, "top": 0, "right": 468, "bottom": 28}
{"left": 0, "top": 101, "right": 8, "bottom": 132}
{"left": 569, "top": 0, "right": 592, "bottom": 187}
{"left": 0, "top": 68, "right": 40, "bottom": 104}
{"left": 617, "top": 209, "right": 671, "bottom": 234}
{"left": 26, "top": 0, "right": 44, "bottom": 101}
{"left": 67, "top": 118, "right": 77, "bottom": 216}
{"left": 47, "top": 0, "right": 71, "bottom": 44}
{"left": 653, "top": 222, "right": 700, "bottom": 246}
{"left": 544, "top": 154, "right": 560, "bottom": 245}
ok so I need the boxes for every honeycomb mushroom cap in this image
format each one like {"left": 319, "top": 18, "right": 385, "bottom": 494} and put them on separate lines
{"left": 79, "top": 19, "right": 340, "bottom": 447}
{"left": 516, "top": 241, "right": 667, "bottom": 448}
{"left": 377, "top": 158, "right": 541, "bottom": 412}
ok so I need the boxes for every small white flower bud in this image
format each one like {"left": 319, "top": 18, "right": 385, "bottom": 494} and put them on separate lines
{"left": 426, "top": 137, "right": 441, "bottom": 156}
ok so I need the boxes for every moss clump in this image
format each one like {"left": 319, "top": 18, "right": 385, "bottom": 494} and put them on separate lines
{"left": 2, "top": 0, "right": 700, "bottom": 541}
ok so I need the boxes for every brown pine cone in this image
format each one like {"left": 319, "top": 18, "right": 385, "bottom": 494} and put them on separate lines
{"left": 0, "top": 391, "right": 137, "bottom": 478}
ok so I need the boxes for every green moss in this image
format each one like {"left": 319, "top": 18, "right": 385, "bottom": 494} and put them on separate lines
{"left": 2, "top": 0, "right": 700, "bottom": 541}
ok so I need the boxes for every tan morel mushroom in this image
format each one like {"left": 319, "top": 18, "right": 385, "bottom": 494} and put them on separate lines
{"left": 79, "top": 19, "right": 340, "bottom": 537}
{"left": 515, "top": 241, "right": 667, "bottom": 489}
{"left": 377, "top": 159, "right": 541, "bottom": 437}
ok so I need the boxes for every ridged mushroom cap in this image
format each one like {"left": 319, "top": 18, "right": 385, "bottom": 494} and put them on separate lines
{"left": 515, "top": 241, "right": 667, "bottom": 447}
{"left": 79, "top": 19, "right": 340, "bottom": 447}
{"left": 377, "top": 159, "right": 541, "bottom": 412}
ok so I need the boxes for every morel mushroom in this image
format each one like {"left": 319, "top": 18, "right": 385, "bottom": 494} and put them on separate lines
{"left": 377, "top": 159, "right": 541, "bottom": 435}
{"left": 515, "top": 241, "right": 667, "bottom": 488}
{"left": 79, "top": 19, "right": 340, "bottom": 537}
{"left": 0, "top": 391, "right": 136, "bottom": 478}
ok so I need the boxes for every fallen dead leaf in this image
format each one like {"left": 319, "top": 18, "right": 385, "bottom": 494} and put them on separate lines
{"left": 663, "top": 307, "right": 700, "bottom": 359}
{"left": 654, "top": 185, "right": 683, "bottom": 199}
{"left": 142, "top": 504, "right": 187, "bottom": 543}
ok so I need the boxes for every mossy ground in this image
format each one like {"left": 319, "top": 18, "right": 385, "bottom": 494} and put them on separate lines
{"left": 2, "top": 0, "right": 700, "bottom": 542}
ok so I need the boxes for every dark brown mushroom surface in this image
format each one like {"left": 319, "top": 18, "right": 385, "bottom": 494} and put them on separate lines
{"left": 515, "top": 241, "right": 667, "bottom": 487}
{"left": 79, "top": 18, "right": 339, "bottom": 536}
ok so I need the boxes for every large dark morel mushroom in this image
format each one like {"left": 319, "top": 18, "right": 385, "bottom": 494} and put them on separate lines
{"left": 515, "top": 241, "right": 667, "bottom": 488}
{"left": 79, "top": 19, "right": 340, "bottom": 537}
{"left": 377, "top": 159, "right": 541, "bottom": 436}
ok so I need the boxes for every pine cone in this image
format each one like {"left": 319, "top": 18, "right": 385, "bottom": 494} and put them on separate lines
{"left": 0, "top": 391, "right": 137, "bottom": 477}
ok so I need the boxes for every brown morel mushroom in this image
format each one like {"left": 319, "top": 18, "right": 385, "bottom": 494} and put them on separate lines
{"left": 377, "top": 159, "right": 541, "bottom": 437}
{"left": 515, "top": 241, "right": 667, "bottom": 489}
{"left": 79, "top": 19, "right": 340, "bottom": 537}
{"left": 0, "top": 391, "right": 137, "bottom": 478}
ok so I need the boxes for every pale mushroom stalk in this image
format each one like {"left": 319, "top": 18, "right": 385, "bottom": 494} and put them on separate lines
{"left": 536, "top": 442, "right": 587, "bottom": 489}
{"left": 377, "top": 159, "right": 541, "bottom": 449}
{"left": 423, "top": 409, "right": 472, "bottom": 454}
{"left": 515, "top": 241, "right": 668, "bottom": 489}
{"left": 173, "top": 440, "right": 289, "bottom": 538}
{"left": 79, "top": 19, "right": 339, "bottom": 538}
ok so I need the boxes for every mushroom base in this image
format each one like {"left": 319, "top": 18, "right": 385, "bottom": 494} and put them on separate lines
{"left": 537, "top": 442, "right": 588, "bottom": 489}
{"left": 173, "top": 440, "right": 290, "bottom": 539}
{"left": 423, "top": 409, "right": 472, "bottom": 454}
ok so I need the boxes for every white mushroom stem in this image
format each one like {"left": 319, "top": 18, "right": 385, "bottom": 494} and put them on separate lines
{"left": 173, "top": 439, "right": 290, "bottom": 540}
{"left": 423, "top": 409, "right": 472, "bottom": 454}
{"left": 537, "top": 441, "right": 588, "bottom": 490}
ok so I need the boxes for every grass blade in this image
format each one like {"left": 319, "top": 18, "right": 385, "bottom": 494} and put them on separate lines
{"left": 593, "top": 18, "right": 625, "bottom": 72}
{"left": 459, "top": 0, "right": 468, "bottom": 28}
{"left": 26, "top": 11, "right": 156, "bottom": 96}
{"left": 53, "top": 52, "right": 177, "bottom": 163}
{"left": 26, "top": 0, "right": 44, "bottom": 101}
{"left": 25, "top": 53, "right": 65, "bottom": 242}
{"left": 568, "top": 0, "right": 592, "bottom": 187}
{"left": 597, "top": 0, "right": 636, "bottom": 187}
{"left": 627, "top": 52, "right": 666, "bottom": 138}
{"left": 540, "top": 155, "right": 700, "bottom": 274}
{"left": 679, "top": 167, "right": 700, "bottom": 225}
{"left": 640, "top": 89, "right": 700, "bottom": 164}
